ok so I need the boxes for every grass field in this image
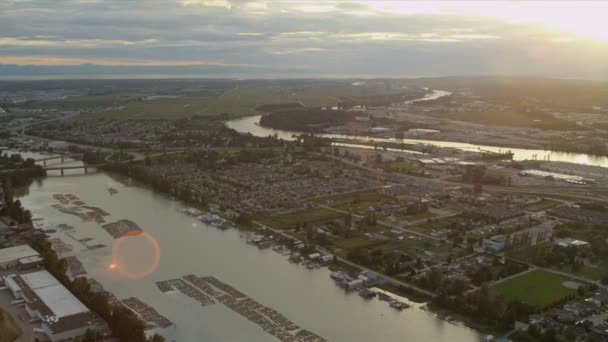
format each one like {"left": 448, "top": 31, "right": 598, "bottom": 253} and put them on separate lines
{"left": 523, "top": 199, "right": 562, "bottom": 212}
{"left": 31, "top": 95, "right": 136, "bottom": 110}
{"left": 382, "top": 159, "right": 424, "bottom": 175}
{"left": 413, "top": 212, "right": 482, "bottom": 232}
{"left": 257, "top": 207, "right": 343, "bottom": 230}
{"left": 53, "top": 81, "right": 412, "bottom": 120}
{"left": 557, "top": 260, "right": 608, "bottom": 281}
{"left": 314, "top": 190, "right": 396, "bottom": 213}
{"left": 332, "top": 236, "right": 388, "bottom": 250}
{"left": 0, "top": 309, "right": 19, "bottom": 342}
{"left": 492, "top": 270, "right": 576, "bottom": 308}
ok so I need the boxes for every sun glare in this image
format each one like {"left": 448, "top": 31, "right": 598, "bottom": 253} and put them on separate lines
{"left": 363, "top": 1, "right": 608, "bottom": 41}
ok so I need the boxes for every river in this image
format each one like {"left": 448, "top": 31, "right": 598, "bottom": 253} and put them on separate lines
{"left": 16, "top": 160, "right": 482, "bottom": 342}
{"left": 225, "top": 91, "right": 608, "bottom": 168}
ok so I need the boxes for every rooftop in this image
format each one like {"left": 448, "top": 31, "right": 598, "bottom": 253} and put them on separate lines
{"left": 0, "top": 244, "right": 39, "bottom": 264}
{"left": 11, "top": 270, "right": 107, "bottom": 334}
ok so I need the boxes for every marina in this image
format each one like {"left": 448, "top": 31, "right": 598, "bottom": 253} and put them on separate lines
{"left": 121, "top": 297, "right": 174, "bottom": 329}
{"left": 158, "top": 274, "right": 328, "bottom": 342}
{"left": 102, "top": 219, "right": 143, "bottom": 238}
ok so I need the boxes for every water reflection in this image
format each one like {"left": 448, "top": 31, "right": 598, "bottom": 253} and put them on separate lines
{"left": 226, "top": 115, "right": 608, "bottom": 168}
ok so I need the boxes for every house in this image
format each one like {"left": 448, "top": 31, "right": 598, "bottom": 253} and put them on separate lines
{"left": 484, "top": 235, "right": 506, "bottom": 252}
{"left": 554, "top": 238, "right": 590, "bottom": 248}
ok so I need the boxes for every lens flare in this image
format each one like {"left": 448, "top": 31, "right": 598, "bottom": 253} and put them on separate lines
{"left": 110, "top": 231, "right": 161, "bottom": 279}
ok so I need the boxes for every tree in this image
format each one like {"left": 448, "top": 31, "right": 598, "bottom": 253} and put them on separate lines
{"left": 2, "top": 178, "right": 14, "bottom": 206}
{"left": 110, "top": 307, "right": 147, "bottom": 342}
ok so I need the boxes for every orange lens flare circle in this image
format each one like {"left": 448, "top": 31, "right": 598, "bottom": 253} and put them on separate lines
{"left": 110, "top": 231, "right": 160, "bottom": 279}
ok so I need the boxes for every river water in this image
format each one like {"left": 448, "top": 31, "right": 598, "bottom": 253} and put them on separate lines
{"left": 17, "top": 167, "right": 482, "bottom": 342}
{"left": 225, "top": 92, "right": 608, "bottom": 168}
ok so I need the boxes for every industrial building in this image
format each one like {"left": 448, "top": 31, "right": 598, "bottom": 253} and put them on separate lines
{"left": 0, "top": 244, "right": 43, "bottom": 270}
{"left": 2, "top": 270, "right": 109, "bottom": 342}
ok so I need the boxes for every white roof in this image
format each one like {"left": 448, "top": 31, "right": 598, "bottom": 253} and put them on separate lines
{"left": 18, "top": 270, "right": 89, "bottom": 318}
{"left": 35, "top": 284, "right": 89, "bottom": 318}
{"left": 0, "top": 245, "right": 39, "bottom": 264}
{"left": 21, "top": 270, "right": 59, "bottom": 289}
{"left": 18, "top": 255, "right": 43, "bottom": 264}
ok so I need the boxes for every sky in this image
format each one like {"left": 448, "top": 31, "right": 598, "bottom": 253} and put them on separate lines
{"left": 1, "top": 0, "right": 608, "bottom": 78}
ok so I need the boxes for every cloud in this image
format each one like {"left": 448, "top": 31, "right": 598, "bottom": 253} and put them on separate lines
{"left": 0, "top": 54, "right": 253, "bottom": 67}
{"left": 0, "top": 0, "right": 606, "bottom": 77}
{"left": 267, "top": 47, "right": 325, "bottom": 55}
{"left": 0, "top": 37, "right": 159, "bottom": 47}
{"left": 179, "top": 0, "right": 234, "bottom": 9}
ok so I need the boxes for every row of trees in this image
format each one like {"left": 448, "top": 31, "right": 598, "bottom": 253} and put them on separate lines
{"left": 347, "top": 248, "right": 404, "bottom": 275}
{"left": 105, "top": 161, "right": 208, "bottom": 209}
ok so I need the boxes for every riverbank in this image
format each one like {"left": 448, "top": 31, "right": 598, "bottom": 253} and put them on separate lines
{"left": 17, "top": 169, "right": 482, "bottom": 341}
{"left": 226, "top": 114, "right": 608, "bottom": 168}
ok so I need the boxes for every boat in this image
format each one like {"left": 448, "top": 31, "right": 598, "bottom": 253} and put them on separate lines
{"left": 330, "top": 271, "right": 348, "bottom": 281}
{"left": 389, "top": 300, "right": 409, "bottom": 310}
{"left": 108, "top": 187, "right": 119, "bottom": 195}
{"left": 289, "top": 253, "right": 302, "bottom": 263}
{"left": 377, "top": 292, "right": 391, "bottom": 302}
{"left": 358, "top": 288, "right": 376, "bottom": 299}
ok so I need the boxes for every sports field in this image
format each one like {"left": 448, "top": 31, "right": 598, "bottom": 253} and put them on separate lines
{"left": 492, "top": 269, "right": 576, "bottom": 308}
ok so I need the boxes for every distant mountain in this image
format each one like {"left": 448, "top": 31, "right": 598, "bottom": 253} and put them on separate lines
{"left": 0, "top": 64, "right": 267, "bottom": 77}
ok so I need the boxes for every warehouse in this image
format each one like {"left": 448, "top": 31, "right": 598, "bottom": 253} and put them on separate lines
{"left": 3, "top": 270, "right": 109, "bottom": 342}
{"left": 0, "top": 244, "right": 42, "bottom": 270}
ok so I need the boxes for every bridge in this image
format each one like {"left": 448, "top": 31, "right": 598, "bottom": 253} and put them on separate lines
{"left": 34, "top": 153, "right": 83, "bottom": 166}
{"left": 44, "top": 164, "right": 104, "bottom": 176}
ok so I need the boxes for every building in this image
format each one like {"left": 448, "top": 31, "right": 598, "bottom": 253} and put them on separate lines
{"left": 408, "top": 128, "right": 440, "bottom": 136}
{"left": 2, "top": 270, "right": 109, "bottom": 342}
{"left": 484, "top": 235, "right": 506, "bottom": 252}
{"left": 554, "top": 238, "right": 590, "bottom": 248}
{"left": 0, "top": 244, "right": 42, "bottom": 270}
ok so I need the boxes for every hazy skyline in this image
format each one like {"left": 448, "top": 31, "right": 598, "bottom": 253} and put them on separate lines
{"left": 2, "top": 0, "right": 608, "bottom": 78}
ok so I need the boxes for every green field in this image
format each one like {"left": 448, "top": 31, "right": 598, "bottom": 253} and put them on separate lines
{"left": 492, "top": 270, "right": 576, "bottom": 308}
{"left": 523, "top": 199, "right": 561, "bottom": 212}
{"left": 333, "top": 236, "right": 388, "bottom": 250}
{"left": 314, "top": 190, "right": 396, "bottom": 213}
{"left": 558, "top": 262, "right": 608, "bottom": 281}
{"left": 412, "top": 212, "right": 481, "bottom": 232}
{"left": 382, "top": 159, "right": 424, "bottom": 175}
{"left": 31, "top": 95, "right": 135, "bottom": 110}
{"left": 257, "top": 207, "right": 343, "bottom": 230}
{"left": 85, "top": 84, "right": 353, "bottom": 120}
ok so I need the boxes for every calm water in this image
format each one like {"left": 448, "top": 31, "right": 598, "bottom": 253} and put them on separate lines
{"left": 18, "top": 170, "right": 482, "bottom": 342}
